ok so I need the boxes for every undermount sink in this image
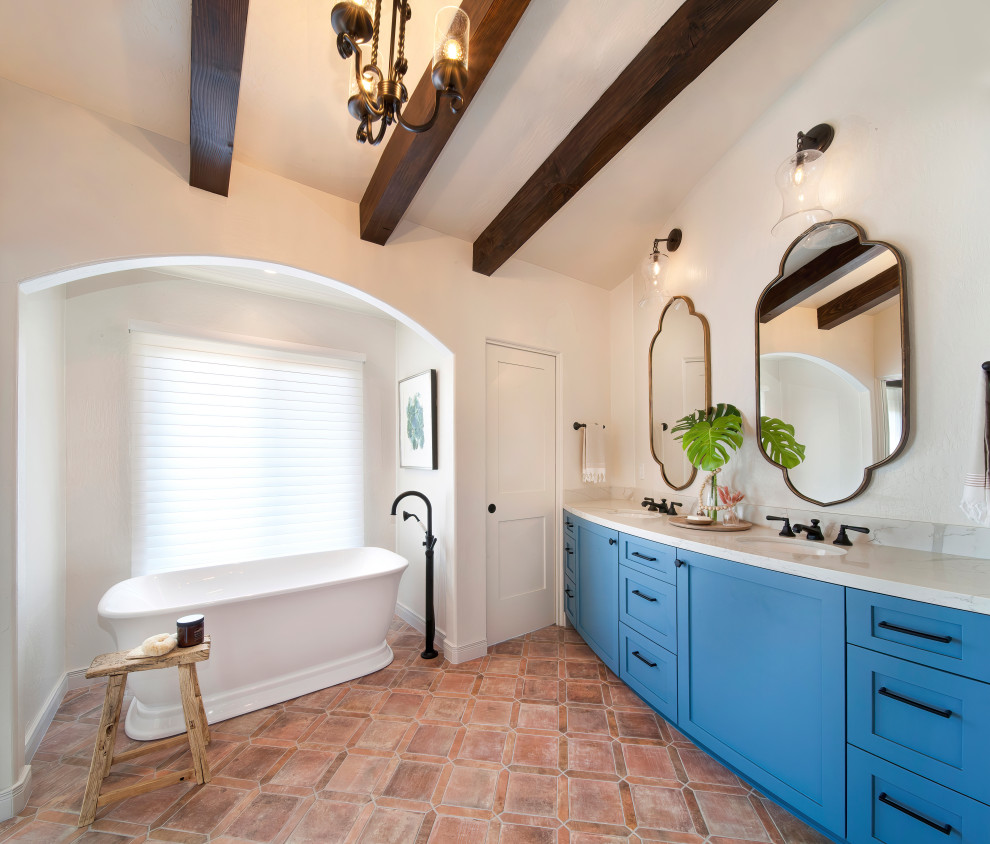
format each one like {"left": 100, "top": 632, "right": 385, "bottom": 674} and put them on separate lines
{"left": 596, "top": 508, "right": 662, "bottom": 519}
{"left": 735, "top": 536, "right": 847, "bottom": 557}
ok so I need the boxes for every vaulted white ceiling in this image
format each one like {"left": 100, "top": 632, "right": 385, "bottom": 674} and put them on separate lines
{"left": 0, "top": 0, "right": 886, "bottom": 289}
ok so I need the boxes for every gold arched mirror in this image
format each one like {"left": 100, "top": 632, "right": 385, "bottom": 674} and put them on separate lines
{"left": 649, "top": 296, "right": 711, "bottom": 489}
{"left": 756, "top": 220, "right": 909, "bottom": 506}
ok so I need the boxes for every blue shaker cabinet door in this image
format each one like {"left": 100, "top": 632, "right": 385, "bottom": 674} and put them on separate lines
{"left": 676, "top": 550, "right": 846, "bottom": 837}
{"left": 575, "top": 519, "right": 619, "bottom": 673}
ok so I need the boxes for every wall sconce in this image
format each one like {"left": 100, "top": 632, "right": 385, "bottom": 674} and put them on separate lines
{"left": 637, "top": 228, "right": 682, "bottom": 309}
{"left": 771, "top": 123, "right": 834, "bottom": 238}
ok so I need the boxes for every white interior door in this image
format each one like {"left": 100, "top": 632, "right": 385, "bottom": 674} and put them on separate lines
{"left": 485, "top": 343, "right": 557, "bottom": 644}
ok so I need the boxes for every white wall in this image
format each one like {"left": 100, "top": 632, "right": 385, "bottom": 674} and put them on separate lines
{"left": 16, "top": 286, "right": 66, "bottom": 759}
{"left": 0, "top": 75, "right": 612, "bottom": 800}
{"left": 620, "top": 0, "right": 990, "bottom": 526}
{"left": 62, "top": 271, "right": 398, "bottom": 667}
{"left": 394, "top": 324, "right": 454, "bottom": 642}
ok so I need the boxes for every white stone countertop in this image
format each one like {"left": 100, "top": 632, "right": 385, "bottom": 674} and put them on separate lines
{"left": 565, "top": 500, "right": 990, "bottom": 616}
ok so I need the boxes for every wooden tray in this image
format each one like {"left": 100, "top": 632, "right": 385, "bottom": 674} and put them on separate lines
{"left": 668, "top": 516, "right": 752, "bottom": 532}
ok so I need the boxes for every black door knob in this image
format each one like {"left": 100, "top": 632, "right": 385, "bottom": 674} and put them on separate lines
{"left": 488, "top": 504, "right": 496, "bottom": 513}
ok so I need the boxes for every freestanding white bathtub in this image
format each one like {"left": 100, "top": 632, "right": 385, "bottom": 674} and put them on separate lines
{"left": 97, "top": 547, "right": 409, "bottom": 739}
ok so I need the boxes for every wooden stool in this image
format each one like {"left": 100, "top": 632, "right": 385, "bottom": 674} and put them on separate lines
{"left": 77, "top": 636, "right": 212, "bottom": 827}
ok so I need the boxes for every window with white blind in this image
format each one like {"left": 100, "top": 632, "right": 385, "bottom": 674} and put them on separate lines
{"left": 131, "top": 328, "right": 365, "bottom": 576}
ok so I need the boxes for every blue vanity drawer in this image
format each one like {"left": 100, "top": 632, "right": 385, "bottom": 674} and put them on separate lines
{"left": 563, "top": 511, "right": 577, "bottom": 540}
{"left": 620, "top": 534, "right": 677, "bottom": 584}
{"left": 619, "top": 623, "right": 676, "bottom": 723}
{"left": 564, "top": 576, "right": 577, "bottom": 625}
{"left": 847, "top": 745, "right": 990, "bottom": 844}
{"left": 564, "top": 537, "right": 577, "bottom": 580}
{"left": 847, "top": 589, "right": 990, "bottom": 682}
{"left": 848, "top": 645, "right": 990, "bottom": 804}
{"left": 619, "top": 564, "right": 676, "bottom": 653}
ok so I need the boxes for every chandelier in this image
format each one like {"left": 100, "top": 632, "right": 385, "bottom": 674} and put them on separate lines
{"left": 331, "top": 1, "right": 470, "bottom": 145}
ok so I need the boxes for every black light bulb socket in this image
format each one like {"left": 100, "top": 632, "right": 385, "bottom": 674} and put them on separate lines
{"left": 432, "top": 59, "right": 467, "bottom": 95}
{"left": 652, "top": 228, "right": 682, "bottom": 255}
{"left": 795, "top": 123, "right": 834, "bottom": 154}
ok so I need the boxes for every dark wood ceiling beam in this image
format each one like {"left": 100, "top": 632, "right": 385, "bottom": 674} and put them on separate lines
{"left": 759, "top": 240, "right": 884, "bottom": 323}
{"left": 360, "top": 0, "right": 532, "bottom": 245}
{"left": 471, "top": 0, "right": 780, "bottom": 277}
{"left": 189, "top": 0, "right": 250, "bottom": 197}
{"left": 817, "top": 265, "right": 900, "bottom": 330}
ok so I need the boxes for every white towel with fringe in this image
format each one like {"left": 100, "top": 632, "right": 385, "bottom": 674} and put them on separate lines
{"left": 961, "top": 367, "right": 990, "bottom": 525}
{"left": 582, "top": 423, "right": 607, "bottom": 484}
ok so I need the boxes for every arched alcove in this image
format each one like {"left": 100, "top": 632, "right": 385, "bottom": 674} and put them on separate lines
{"left": 14, "top": 256, "right": 455, "bottom": 763}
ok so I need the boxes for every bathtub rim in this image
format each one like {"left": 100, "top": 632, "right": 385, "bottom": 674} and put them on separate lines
{"left": 98, "top": 546, "right": 410, "bottom": 619}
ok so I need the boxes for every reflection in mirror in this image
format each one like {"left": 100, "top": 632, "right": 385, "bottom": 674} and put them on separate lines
{"left": 649, "top": 297, "right": 711, "bottom": 489}
{"left": 756, "top": 220, "right": 908, "bottom": 506}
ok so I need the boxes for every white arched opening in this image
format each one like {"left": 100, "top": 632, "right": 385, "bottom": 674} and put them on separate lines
{"left": 13, "top": 256, "right": 455, "bottom": 785}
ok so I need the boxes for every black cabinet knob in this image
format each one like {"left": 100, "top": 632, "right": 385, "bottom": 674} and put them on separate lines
{"left": 488, "top": 503, "right": 496, "bottom": 513}
{"left": 608, "top": 538, "right": 616, "bottom": 545}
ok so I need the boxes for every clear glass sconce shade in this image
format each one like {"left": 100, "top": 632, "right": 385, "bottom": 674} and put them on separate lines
{"left": 348, "top": 67, "right": 379, "bottom": 100}
{"left": 434, "top": 7, "right": 470, "bottom": 70}
{"left": 771, "top": 148, "right": 832, "bottom": 238}
{"left": 636, "top": 250, "right": 670, "bottom": 309}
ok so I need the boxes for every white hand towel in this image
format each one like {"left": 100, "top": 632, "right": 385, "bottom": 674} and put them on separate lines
{"left": 582, "top": 423, "right": 607, "bottom": 484}
{"left": 960, "top": 367, "right": 990, "bottom": 525}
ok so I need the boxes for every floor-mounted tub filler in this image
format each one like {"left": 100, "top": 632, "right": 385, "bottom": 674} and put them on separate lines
{"left": 97, "top": 547, "right": 409, "bottom": 739}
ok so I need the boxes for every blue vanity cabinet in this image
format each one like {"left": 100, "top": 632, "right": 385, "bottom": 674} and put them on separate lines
{"left": 676, "top": 549, "right": 846, "bottom": 835}
{"left": 574, "top": 517, "right": 619, "bottom": 672}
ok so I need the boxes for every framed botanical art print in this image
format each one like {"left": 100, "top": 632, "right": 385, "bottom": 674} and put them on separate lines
{"left": 399, "top": 369, "right": 438, "bottom": 469}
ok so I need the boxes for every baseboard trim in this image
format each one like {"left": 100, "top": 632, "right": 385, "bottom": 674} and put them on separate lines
{"left": 24, "top": 673, "right": 68, "bottom": 762}
{"left": 394, "top": 602, "right": 447, "bottom": 652}
{"left": 443, "top": 638, "right": 488, "bottom": 664}
{"left": 66, "top": 666, "right": 93, "bottom": 691}
{"left": 0, "top": 765, "right": 31, "bottom": 822}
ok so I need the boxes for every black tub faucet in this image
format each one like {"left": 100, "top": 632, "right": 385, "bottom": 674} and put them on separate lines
{"left": 766, "top": 515, "right": 795, "bottom": 537}
{"left": 391, "top": 491, "right": 438, "bottom": 659}
{"left": 834, "top": 524, "right": 869, "bottom": 546}
{"left": 794, "top": 519, "right": 825, "bottom": 541}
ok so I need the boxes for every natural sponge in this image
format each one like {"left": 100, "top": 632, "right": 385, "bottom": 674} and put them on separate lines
{"left": 126, "top": 633, "right": 178, "bottom": 659}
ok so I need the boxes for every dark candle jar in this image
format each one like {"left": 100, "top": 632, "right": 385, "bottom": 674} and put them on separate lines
{"left": 176, "top": 614, "right": 205, "bottom": 648}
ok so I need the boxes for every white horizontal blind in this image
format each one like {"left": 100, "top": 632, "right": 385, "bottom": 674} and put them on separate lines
{"left": 131, "top": 330, "right": 364, "bottom": 575}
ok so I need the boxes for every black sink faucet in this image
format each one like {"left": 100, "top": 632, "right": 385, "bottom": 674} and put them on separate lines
{"left": 834, "top": 524, "right": 869, "bottom": 546}
{"left": 641, "top": 497, "right": 667, "bottom": 513}
{"left": 794, "top": 518, "right": 825, "bottom": 541}
{"left": 766, "top": 515, "right": 795, "bottom": 537}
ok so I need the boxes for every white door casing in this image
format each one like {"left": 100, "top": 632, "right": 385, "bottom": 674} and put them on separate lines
{"left": 485, "top": 343, "right": 557, "bottom": 645}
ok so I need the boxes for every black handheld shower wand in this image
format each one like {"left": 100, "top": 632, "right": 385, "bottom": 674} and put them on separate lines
{"left": 390, "top": 491, "right": 438, "bottom": 659}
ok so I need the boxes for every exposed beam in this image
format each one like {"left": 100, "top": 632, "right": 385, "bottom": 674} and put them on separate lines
{"left": 189, "top": 0, "right": 250, "bottom": 197}
{"left": 817, "top": 264, "right": 900, "bottom": 330}
{"left": 759, "top": 240, "right": 884, "bottom": 323}
{"left": 471, "top": 0, "right": 780, "bottom": 277}
{"left": 360, "top": 0, "right": 533, "bottom": 245}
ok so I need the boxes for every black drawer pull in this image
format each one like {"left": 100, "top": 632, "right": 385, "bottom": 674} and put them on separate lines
{"left": 565, "top": 588, "right": 574, "bottom": 598}
{"left": 632, "top": 589, "right": 657, "bottom": 602}
{"left": 565, "top": 520, "right": 573, "bottom": 528}
{"left": 878, "top": 687, "right": 953, "bottom": 719}
{"left": 632, "top": 651, "right": 657, "bottom": 668}
{"left": 631, "top": 551, "right": 657, "bottom": 562}
{"left": 878, "top": 620, "right": 952, "bottom": 644}
{"left": 675, "top": 559, "right": 685, "bottom": 568}
{"left": 566, "top": 548, "right": 573, "bottom": 555}
{"left": 608, "top": 538, "right": 616, "bottom": 545}
{"left": 878, "top": 792, "right": 952, "bottom": 835}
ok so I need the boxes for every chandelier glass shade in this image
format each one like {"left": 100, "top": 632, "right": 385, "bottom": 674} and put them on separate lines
{"left": 332, "top": 1, "right": 470, "bottom": 145}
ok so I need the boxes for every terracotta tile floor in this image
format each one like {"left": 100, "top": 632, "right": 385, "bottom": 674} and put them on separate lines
{"left": 0, "top": 619, "right": 832, "bottom": 844}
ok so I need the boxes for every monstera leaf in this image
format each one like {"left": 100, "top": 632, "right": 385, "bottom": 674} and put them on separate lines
{"left": 760, "top": 416, "right": 807, "bottom": 469}
{"left": 672, "top": 404, "right": 744, "bottom": 472}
